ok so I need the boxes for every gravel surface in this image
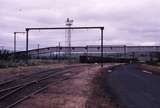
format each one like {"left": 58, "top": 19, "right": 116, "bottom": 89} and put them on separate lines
{"left": 16, "top": 64, "right": 118, "bottom": 108}
{"left": 0, "top": 64, "right": 65, "bottom": 81}
{"left": 0, "top": 63, "right": 121, "bottom": 108}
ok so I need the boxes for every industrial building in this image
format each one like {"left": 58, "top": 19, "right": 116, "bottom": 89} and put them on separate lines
{"left": 19, "top": 45, "right": 160, "bottom": 63}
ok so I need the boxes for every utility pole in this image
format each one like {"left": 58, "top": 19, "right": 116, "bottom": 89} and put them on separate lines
{"left": 58, "top": 42, "right": 60, "bottom": 63}
{"left": 14, "top": 32, "right": 16, "bottom": 54}
{"left": 86, "top": 46, "right": 88, "bottom": 63}
{"left": 13, "top": 32, "right": 25, "bottom": 60}
{"left": 101, "top": 27, "right": 104, "bottom": 67}
{"left": 26, "top": 29, "right": 29, "bottom": 64}
{"left": 50, "top": 48, "right": 52, "bottom": 59}
{"left": 37, "top": 44, "right": 40, "bottom": 59}
{"left": 124, "top": 45, "right": 127, "bottom": 57}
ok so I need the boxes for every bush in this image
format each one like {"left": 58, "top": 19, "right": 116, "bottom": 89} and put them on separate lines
{"left": 0, "top": 50, "right": 12, "bottom": 60}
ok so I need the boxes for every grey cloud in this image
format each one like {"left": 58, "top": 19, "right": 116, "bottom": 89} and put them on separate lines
{"left": 1, "top": 0, "right": 160, "bottom": 50}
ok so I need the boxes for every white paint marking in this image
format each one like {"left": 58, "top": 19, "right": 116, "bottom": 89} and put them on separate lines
{"left": 108, "top": 70, "right": 112, "bottom": 73}
{"left": 142, "top": 70, "right": 152, "bottom": 74}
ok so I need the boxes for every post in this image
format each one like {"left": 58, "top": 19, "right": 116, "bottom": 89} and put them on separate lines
{"left": 101, "top": 27, "right": 104, "bottom": 67}
{"left": 14, "top": 32, "right": 16, "bottom": 59}
{"left": 37, "top": 44, "right": 40, "bottom": 59}
{"left": 26, "top": 29, "right": 29, "bottom": 64}
{"left": 50, "top": 49, "right": 52, "bottom": 58}
{"left": 85, "top": 46, "right": 89, "bottom": 63}
{"left": 58, "top": 42, "right": 60, "bottom": 63}
{"left": 124, "top": 45, "right": 127, "bottom": 57}
{"left": 86, "top": 46, "right": 88, "bottom": 63}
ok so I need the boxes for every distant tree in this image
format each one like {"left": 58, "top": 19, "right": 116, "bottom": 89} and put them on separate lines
{"left": 0, "top": 49, "right": 11, "bottom": 60}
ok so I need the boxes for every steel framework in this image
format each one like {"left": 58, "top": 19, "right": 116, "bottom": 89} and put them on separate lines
{"left": 14, "top": 32, "right": 25, "bottom": 59}
{"left": 25, "top": 26, "right": 104, "bottom": 67}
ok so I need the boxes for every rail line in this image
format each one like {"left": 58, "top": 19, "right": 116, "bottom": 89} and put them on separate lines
{"left": 0, "top": 69, "right": 63, "bottom": 99}
{"left": 0, "top": 64, "right": 84, "bottom": 91}
{"left": 0, "top": 65, "right": 83, "bottom": 108}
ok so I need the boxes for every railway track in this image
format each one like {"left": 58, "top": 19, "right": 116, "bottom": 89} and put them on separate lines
{"left": 0, "top": 64, "right": 84, "bottom": 92}
{"left": 0, "top": 65, "right": 81, "bottom": 108}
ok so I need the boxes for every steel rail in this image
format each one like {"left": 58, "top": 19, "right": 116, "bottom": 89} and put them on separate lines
{"left": 0, "top": 70, "right": 71, "bottom": 100}
{"left": 6, "top": 77, "right": 70, "bottom": 108}
{"left": 0, "top": 65, "right": 85, "bottom": 108}
{"left": 0, "top": 68, "right": 64, "bottom": 91}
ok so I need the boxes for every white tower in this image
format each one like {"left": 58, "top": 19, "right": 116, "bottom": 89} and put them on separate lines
{"left": 65, "top": 18, "right": 73, "bottom": 59}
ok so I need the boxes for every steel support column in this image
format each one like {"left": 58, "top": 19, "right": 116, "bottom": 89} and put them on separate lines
{"left": 58, "top": 42, "right": 61, "bottom": 63}
{"left": 13, "top": 32, "right": 25, "bottom": 60}
{"left": 14, "top": 32, "right": 16, "bottom": 58}
{"left": 26, "top": 29, "right": 29, "bottom": 64}
{"left": 101, "top": 27, "right": 104, "bottom": 67}
{"left": 25, "top": 26, "right": 104, "bottom": 66}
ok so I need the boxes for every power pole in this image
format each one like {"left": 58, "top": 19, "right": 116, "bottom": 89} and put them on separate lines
{"left": 58, "top": 42, "right": 60, "bottom": 63}
{"left": 14, "top": 32, "right": 16, "bottom": 54}
{"left": 37, "top": 44, "right": 40, "bottom": 59}
{"left": 124, "top": 45, "right": 127, "bottom": 57}
{"left": 13, "top": 32, "right": 25, "bottom": 60}
{"left": 101, "top": 27, "right": 104, "bottom": 67}
{"left": 26, "top": 29, "right": 29, "bottom": 64}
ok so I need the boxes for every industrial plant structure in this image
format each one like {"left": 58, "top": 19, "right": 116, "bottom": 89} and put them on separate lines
{"left": 16, "top": 45, "right": 160, "bottom": 63}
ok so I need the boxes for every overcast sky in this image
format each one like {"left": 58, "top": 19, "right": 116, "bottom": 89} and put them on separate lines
{"left": 1, "top": 0, "right": 160, "bottom": 50}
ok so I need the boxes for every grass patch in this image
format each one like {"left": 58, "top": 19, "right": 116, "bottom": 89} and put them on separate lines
{"left": 0, "top": 59, "right": 63, "bottom": 69}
